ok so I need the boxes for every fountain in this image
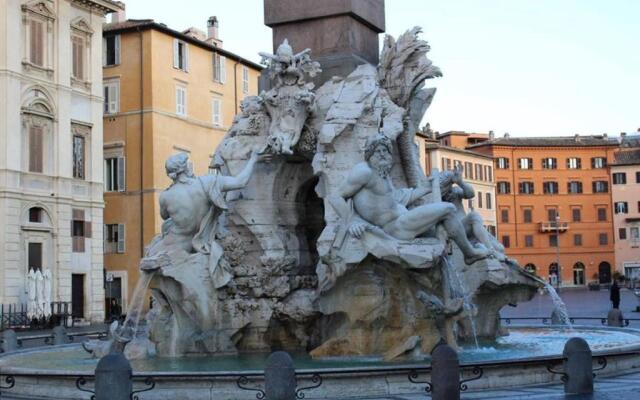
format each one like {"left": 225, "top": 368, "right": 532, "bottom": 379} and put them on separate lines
{"left": 2, "top": 23, "right": 640, "bottom": 400}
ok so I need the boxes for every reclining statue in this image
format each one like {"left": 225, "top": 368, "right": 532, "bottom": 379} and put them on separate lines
{"left": 439, "top": 166, "right": 507, "bottom": 261}
{"left": 334, "top": 134, "right": 489, "bottom": 265}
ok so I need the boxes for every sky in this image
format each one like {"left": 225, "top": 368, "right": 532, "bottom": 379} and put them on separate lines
{"left": 119, "top": 0, "right": 640, "bottom": 138}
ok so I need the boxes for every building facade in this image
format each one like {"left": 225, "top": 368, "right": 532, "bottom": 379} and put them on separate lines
{"left": 471, "top": 135, "right": 619, "bottom": 287}
{"left": 0, "top": 0, "right": 122, "bottom": 323}
{"left": 611, "top": 146, "right": 640, "bottom": 280}
{"left": 102, "top": 17, "right": 262, "bottom": 314}
{"left": 415, "top": 132, "right": 497, "bottom": 233}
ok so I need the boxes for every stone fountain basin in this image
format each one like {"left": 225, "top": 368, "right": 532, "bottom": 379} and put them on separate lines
{"left": 1, "top": 326, "right": 640, "bottom": 399}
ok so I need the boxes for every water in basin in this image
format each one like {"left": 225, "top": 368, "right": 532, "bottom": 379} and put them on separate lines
{"left": 3, "top": 327, "right": 640, "bottom": 373}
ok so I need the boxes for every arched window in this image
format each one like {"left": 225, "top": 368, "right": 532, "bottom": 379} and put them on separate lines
{"left": 524, "top": 263, "right": 537, "bottom": 274}
{"left": 21, "top": 87, "right": 55, "bottom": 174}
{"left": 573, "top": 262, "right": 585, "bottom": 285}
{"left": 598, "top": 262, "right": 612, "bottom": 284}
{"left": 28, "top": 207, "right": 43, "bottom": 223}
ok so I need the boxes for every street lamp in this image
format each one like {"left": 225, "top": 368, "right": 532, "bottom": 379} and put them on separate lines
{"left": 555, "top": 213, "right": 561, "bottom": 291}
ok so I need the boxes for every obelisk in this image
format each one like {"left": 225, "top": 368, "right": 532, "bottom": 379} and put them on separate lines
{"left": 263, "top": 0, "right": 385, "bottom": 85}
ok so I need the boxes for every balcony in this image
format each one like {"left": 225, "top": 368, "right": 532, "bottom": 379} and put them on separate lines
{"left": 539, "top": 221, "right": 569, "bottom": 233}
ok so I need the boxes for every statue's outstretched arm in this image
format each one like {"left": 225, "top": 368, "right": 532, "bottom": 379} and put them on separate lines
{"left": 340, "top": 163, "right": 371, "bottom": 200}
{"left": 219, "top": 151, "right": 259, "bottom": 192}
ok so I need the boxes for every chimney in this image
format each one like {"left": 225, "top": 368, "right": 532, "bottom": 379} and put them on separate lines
{"left": 111, "top": 9, "right": 126, "bottom": 23}
{"left": 621, "top": 132, "right": 627, "bottom": 137}
{"left": 488, "top": 130, "right": 495, "bottom": 140}
{"left": 504, "top": 132, "right": 510, "bottom": 138}
{"left": 207, "top": 16, "right": 223, "bottom": 47}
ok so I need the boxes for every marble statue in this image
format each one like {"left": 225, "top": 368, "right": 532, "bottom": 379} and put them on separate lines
{"left": 259, "top": 39, "right": 320, "bottom": 155}
{"left": 333, "top": 134, "right": 488, "bottom": 264}
{"left": 439, "top": 167, "right": 507, "bottom": 261}
{"left": 26, "top": 269, "right": 37, "bottom": 320}
{"left": 86, "top": 29, "right": 541, "bottom": 361}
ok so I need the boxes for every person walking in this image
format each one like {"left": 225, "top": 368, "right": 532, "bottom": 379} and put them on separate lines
{"left": 610, "top": 280, "right": 621, "bottom": 309}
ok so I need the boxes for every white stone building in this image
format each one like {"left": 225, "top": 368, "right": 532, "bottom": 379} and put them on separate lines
{"left": 0, "top": 0, "right": 122, "bottom": 323}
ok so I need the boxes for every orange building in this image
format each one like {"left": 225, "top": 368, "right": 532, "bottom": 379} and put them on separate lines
{"left": 101, "top": 15, "right": 261, "bottom": 314}
{"left": 470, "top": 134, "right": 619, "bottom": 287}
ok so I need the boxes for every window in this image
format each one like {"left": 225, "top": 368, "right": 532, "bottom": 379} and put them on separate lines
{"left": 518, "top": 158, "right": 533, "bottom": 169}
{"left": 242, "top": 66, "right": 249, "bottom": 94}
{"left": 29, "top": 19, "right": 45, "bottom": 66}
{"left": 591, "top": 157, "right": 607, "bottom": 169}
{"left": 104, "top": 224, "right": 125, "bottom": 254}
{"left": 464, "top": 162, "right": 473, "bottom": 179}
{"left": 599, "top": 233, "right": 608, "bottom": 246}
{"left": 567, "top": 158, "right": 581, "bottom": 169}
{"left": 543, "top": 181, "right": 559, "bottom": 194}
{"left": 501, "top": 209, "right": 509, "bottom": 223}
{"left": 72, "top": 135, "right": 85, "bottom": 179}
{"left": 28, "top": 243, "right": 42, "bottom": 272}
{"left": 486, "top": 165, "right": 493, "bottom": 182}
{"left": 636, "top": 171, "right": 640, "bottom": 183}
{"left": 103, "top": 35, "right": 120, "bottom": 66}
{"left": 502, "top": 235, "right": 510, "bottom": 248}
{"left": 592, "top": 181, "right": 608, "bottom": 193}
{"left": 176, "top": 86, "right": 187, "bottom": 116}
{"left": 103, "top": 80, "right": 119, "bottom": 114}
{"left": 524, "top": 264, "right": 536, "bottom": 274}
{"left": 615, "top": 202, "right": 628, "bottom": 214}
{"left": 638, "top": 201, "right": 640, "bottom": 213}
{"left": 597, "top": 208, "right": 607, "bottom": 222}
{"left": 542, "top": 157, "right": 557, "bottom": 169}
{"left": 522, "top": 209, "right": 532, "bottom": 223}
{"left": 549, "top": 234, "right": 558, "bottom": 247}
{"left": 567, "top": 181, "right": 583, "bottom": 194}
{"left": 28, "top": 126, "right": 43, "bottom": 173}
{"left": 478, "top": 191, "right": 483, "bottom": 208}
{"left": 547, "top": 208, "right": 558, "bottom": 222}
{"left": 497, "top": 181, "right": 511, "bottom": 194}
{"left": 572, "top": 208, "right": 581, "bottom": 222}
{"left": 71, "top": 35, "right": 85, "bottom": 80}
{"left": 519, "top": 182, "right": 534, "bottom": 194}
{"left": 441, "top": 158, "right": 452, "bottom": 171}
{"left": 212, "top": 98, "right": 222, "bottom": 127}
{"left": 496, "top": 157, "right": 509, "bottom": 169}
{"left": 485, "top": 193, "right": 492, "bottom": 209}
{"left": 213, "top": 53, "right": 226, "bottom": 82}
{"left": 29, "top": 207, "right": 43, "bottom": 223}
{"left": 574, "top": 234, "right": 582, "bottom": 246}
{"left": 631, "top": 227, "right": 640, "bottom": 245}
{"left": 173, "top": 39, "right": 188, "bottom": 71}
{"left": 467, "top": 198, "right": 473, "bottom": 209}
{"left": 475, "top": 164, "right": 483, "bottom": 181}
{"left": 454, "top": 160, "right": 462, "bottom": 172}
{"left": 71, "top": 209, "right": 91, "bottom": 253}
{"left": 104, "top": 157, "right": 125, "bottom": 192}
{"left": 619, "top": 228, "right": 627, "bottom": 240}
{"left": 613, "top": 172, "right": 627, "bottom": 185}
{"left": 487, "top": 225, "right": 496, "bottom": 237}
{"left": 524, "top": 235, "right": 533, "bottom": 247}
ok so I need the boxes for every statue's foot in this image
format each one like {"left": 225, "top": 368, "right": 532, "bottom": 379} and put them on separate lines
{"left": 464, "top": 247, "right": 489, "bottom": 265}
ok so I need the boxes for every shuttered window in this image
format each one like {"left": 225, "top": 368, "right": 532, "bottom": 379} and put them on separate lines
{"left": 242, "top": 66, "right": 249, "bottom": 94}
{"left": 173, "top": 39, "right": 188, "bottom": 71}
{"left": 104, "top": 224, "right": 125, "bottom": 254}
{"left": 104, "top": 157, "right": 125, "bottom": 192}
{"left": 29, "top": 19, "right": 44, "bottom": 66}
{"left": 73, "top": 135, "right": 85, "bottom": 179}
{"left": 71, "top": 36, "right": 84, "bottom": 80}
{"left": 29, "top": 126, "right": 43, "bottom": 173}
{"left": 212, "top": 98, "right": 222, "bottom": 126}
{"left": 213, "top": 53, "right": 226, "bottom": 83}
{"left": 71, "top": 209, "right": 91, "bottom": 253}
{"left": 103, "top": 81, "right": 119, "bottom": 114}
{"left": 103, "top": 35, "right": 120, "bottom": 66}
{"left": 176, "top": 86, "right": 187, "bottom": 116}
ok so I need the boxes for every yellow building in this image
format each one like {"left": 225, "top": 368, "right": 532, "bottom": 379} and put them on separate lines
{"left": 101, "top": 16, "right": 262, "bottom": 314}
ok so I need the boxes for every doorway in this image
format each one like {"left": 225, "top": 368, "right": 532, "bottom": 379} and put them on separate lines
{"left": 573, "top": 262, "right": 585, "bottom": 286}
{"left": 71, "top": 274, "right": 85, "bottom": 318}
{"left": 598, "top": 262, "right": 612, "bottom": 284}
{"left": 105, "top": 276, "right": 123, "bottom": 321}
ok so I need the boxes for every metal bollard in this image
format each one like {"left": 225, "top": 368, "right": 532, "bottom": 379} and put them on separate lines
{"left": 607, "top": 309, "right": 624, "bottom": 327}
{"left": 265, "top": 351, "right": 296, "bottom": 400}
{"left": 1, "top": 329, "right": 19, "bottom": 353}
{"left": 95, "top": 352, "right": 132, "bottom": 400}
{"left": 52, "top": 325, "right": 71, "bottom": 345}
{"left": 431, "top": 344, "right": 460, "bottom": 400}
{"left": 563, "top": 337, "right": 593, "bottom": 395}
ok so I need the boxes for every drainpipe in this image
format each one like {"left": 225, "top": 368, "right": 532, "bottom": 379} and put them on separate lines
{"left": 510, "top": 147, "right": 518, "bottom": 248}
{"left": 233, "top": 60, "right": 239, "bottom": 113}
{"left": 137, "top": 27, "right": 144, "bottom": 258}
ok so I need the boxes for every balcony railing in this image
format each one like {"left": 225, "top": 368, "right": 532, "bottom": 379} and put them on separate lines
{"left": 539, "top": 221, "right": 569, "bottom": 233}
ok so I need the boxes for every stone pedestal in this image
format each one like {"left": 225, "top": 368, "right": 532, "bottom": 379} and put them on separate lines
{"left": 563, "top": 337, "right": 593, "bottom": 395}
{"left": 607, "top": 308, "right": 624, "bottom": 327}
{"left": 264, "top": 0, "right": 385, "bottom": 84}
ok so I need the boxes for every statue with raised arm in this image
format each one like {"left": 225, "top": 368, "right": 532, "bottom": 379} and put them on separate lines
{"left": 439, "top": 166, "right": 507, "bottom": 261}
{"left": 335, "top": 135, "right": 488, "bottom": 265}
{"left": 142, "top": 151, "right": 259, "bottom": 287}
